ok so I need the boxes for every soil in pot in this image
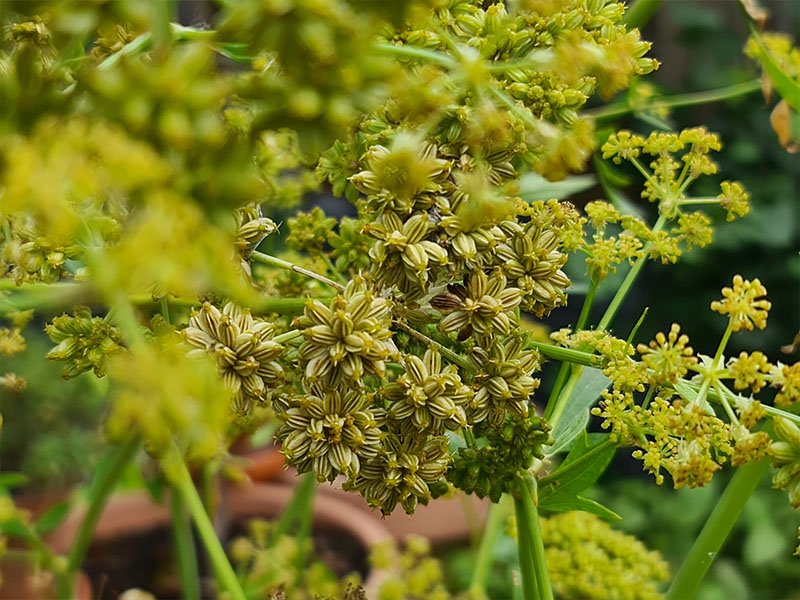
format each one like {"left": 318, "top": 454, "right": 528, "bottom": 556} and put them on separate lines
{"left": 49, "top": 484, "right": 393, "bottom": 599}
{"left": 78, "top": 518, "right": 370, "bottom": 599}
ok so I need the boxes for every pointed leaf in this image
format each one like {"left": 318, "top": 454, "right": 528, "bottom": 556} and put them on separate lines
{"left": 539, "top": 496, "right": 621, "bottom": 520}
{"left": 34, "top": 499, "right": 72, "bottom": 535}
{"left": 519, "top": 173, "right": 597, "bottom": 202}
{"left": 540, "top": 432, "right": 615, "bottom": 507}
{"left": 548, "top": 368, "right": 610, "bottom": 454}
{"left": 0, "top": 472, "right": 29, "bottom": 491}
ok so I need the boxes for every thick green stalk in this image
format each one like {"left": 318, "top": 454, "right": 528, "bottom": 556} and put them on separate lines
{"left": 57, "top": 436, "right": 140, "bottom": 597}
{"left": 170, "top": 492, "right": 201, "bottom": 600}
{"left": 586, "top": 80, "right": 762, "bottom": 123}
{"left": 667, "top": 459, "right": 770, "bottom": 600}
{"left": 469, "top": 496, "right": 510, "bottom": 599}
{"left": 527, "top": 341, "right": 599, "bottom": 368}
{"left": 623, "top": 0, "right": 664, "bottom": 30}
{"left": 151, "top": 0, "right": 174, "bottom": 55}
{"left": 514, "top": 476, "right": 553, "bottom": 600}
{"left": 513, "top": 493, "right": 538, "bottom": 600}
{"left": 171, "top": 454, "right": 247, "bottom": 600}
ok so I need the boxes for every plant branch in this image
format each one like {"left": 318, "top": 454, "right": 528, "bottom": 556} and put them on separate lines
{"left": 514, "top": 475, "right": 553, "bottom": 600}
{"left": 170, "top": 452, "right": 247, "bottom": 600}
{"left": 170, "top": 491, "right": 201, "bottom": 600}
{"left": 250, "top": 251, "right": 345, "bottom": 292}
{"left": 667, "top": 459, "right": 770, "bottom": 600}
{"left": 394, "top": 320, "right": 474, "bottom": 372}
{"left": 597, "top": 214, "right": 668, "bottom": 331}
{"left": 526, "top": 341, "right": 600, "bottom": 368}
{"left": 469, "top": 495, "right": 511, "bottom": 599}
{"left": 373, "top": 42, "right": 456, "bottom": 68}
{"left": 623, "top": 0, "right": 664, "bottom": 30}
{"left": 586, "top": 79, "right": 762, "bottom": 122}
{"left": 57, "top": 436, "right": 140, "bottom": 596}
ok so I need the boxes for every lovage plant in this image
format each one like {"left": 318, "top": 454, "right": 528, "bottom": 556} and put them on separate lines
{"left": 0, "top": 1, "right": 798, "bottom": 599}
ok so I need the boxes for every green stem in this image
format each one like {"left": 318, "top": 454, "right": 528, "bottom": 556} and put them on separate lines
{"left": 373, "top": 42, "right": 456, "bottom": 68}
{"left": 0, "top": 282, "right": 88, "bottom": 314}
{"left": 469, "top": 496, "right": 511, "bottom": 599}
{"left": 151, "top": 0, "right": 174, "bottom": 55}
{"left": 667, "top": 459, "right": 770, "bottom": 600}
{"left": 273, "top": 329, "right": 302, "bottom": 344}
{"left": 171, "top": 453, "right": 247, "bottom": 600}
{"left": 575, "top": 279, "right": 598, "bottom": 332}
{"left": 527, "top": 341, "right": 600, "bottom": 368}
{"left": 395, "top": 321, "right": 475, "bottom": 372}
{"left": 250, "top": 251, "right": 344, "bottom": 291}
{"left": 513, "top": 493, "right": 538, "bottom": 600}
{"left": 514, "top": 476, "right": 553, "bottom": 600}
{"left": 597, "top": 214, "right": 668, "bottom": 332}
{"left": 170, "top": 492, "right": 201, "bottom": 600}
{"left": 623, "top": 0, "right": 664, "bottom": 30}
{"left": 587, "top": 80, "right": 762, "bottom": 122}
{"left": 57, "top": 436, "right": 140, "bottom": 596}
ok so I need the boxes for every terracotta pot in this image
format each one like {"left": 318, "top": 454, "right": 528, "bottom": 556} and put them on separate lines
{"left": 49, "top": 482, "right": 393, "bottom": 598}
{"left": 12, "top": 487, "right": 74, "bottom": 522}
{"left": 228, "top": 434, "right": 286, "bottom": 484}
{"left": 239, "top": 446, "right": 286, "bottom": 483}
{"left": 275, "top": 469, "right": 492, "bottom": 545}
{"left": 0, "top": 556, "right": 91, "bottom": 600}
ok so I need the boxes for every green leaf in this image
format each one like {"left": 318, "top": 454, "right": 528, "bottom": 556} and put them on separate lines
{"left": 518, "top": 173, "right": 597, "bottom": 201}
{"left": 548, "top": 368, "right": 610, "bottom": 454}
{"left": 540, "top": 496, "right": 621, "bottom": 520}
{"left": 748, "top": 25, "right": 800, "bottom": 112}
{"left": 540, "top": 433, "right": 615, "bottom": 506}
{"left": 215, "top": 42, "right": 254, "bottom": 63}
{"left": 0, "top": 519, "right": 31, "bottom": 540}
{"left": 34, "top": 499, "right": 72, "bottom": 535}
{"left": 0, "top": 472, "right": 29, "bottom": 491}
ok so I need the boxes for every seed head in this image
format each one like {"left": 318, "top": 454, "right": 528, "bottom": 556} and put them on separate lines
{"left": 183, "top": 302, "right": 284, "bottom": 414}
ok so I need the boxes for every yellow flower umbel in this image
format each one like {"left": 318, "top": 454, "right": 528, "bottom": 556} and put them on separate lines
{"left": 710, "top": 275, "right": 771, "bottom": 332}
{"left": 346, "top": 433, "right": 450, "bottom": 515}
{"left": 350, "top": 132, "right": 450, "bottom": 216}
{"left": 541, "top": 511, "right": 669, "bottom": 600}
{"left": 432, "top": 268, "right": 523, "bottom": 342}
{"left": 182, "top": 302, "right": 284, "bottom": 414}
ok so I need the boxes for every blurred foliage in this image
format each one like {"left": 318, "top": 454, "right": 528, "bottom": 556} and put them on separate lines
{"left": 0, "top": 328, "right": 106, "bottom": 491}
{"left": 595, "top": 472, "right": 800, "bottom": 600}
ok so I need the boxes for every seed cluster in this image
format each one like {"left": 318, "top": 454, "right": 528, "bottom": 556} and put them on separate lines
{"left": 183, "top": 302, "right": 284, "bottom": 414}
